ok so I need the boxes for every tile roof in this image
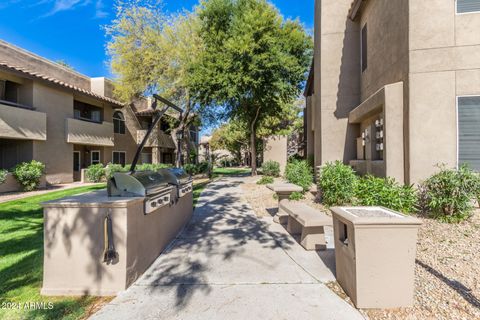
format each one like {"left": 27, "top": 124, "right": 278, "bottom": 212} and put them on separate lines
{"left": 0, "top": 61, "right": 125, "bottom": 107}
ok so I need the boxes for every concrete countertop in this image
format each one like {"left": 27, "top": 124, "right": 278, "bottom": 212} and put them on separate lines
{"left": 266, "top": 183, "right": 303, "bottom": 193}
{"left": 41, "top": 190, "right": 144, "bottom": 208}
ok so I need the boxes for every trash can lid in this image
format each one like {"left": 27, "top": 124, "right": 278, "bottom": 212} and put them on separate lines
{"left": 330, "top": 206, "right": 422, "bottom": 226}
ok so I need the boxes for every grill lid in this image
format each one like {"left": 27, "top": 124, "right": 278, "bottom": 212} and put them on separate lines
{"left": 108, "top": 171, "right": 170, "bottom": 197}
{"left": 158, "top": 168, "right": 192, "bottom": 185}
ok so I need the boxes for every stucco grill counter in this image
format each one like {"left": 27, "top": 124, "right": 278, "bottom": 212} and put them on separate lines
{"left": 41, "top": 176, "right": 193, "bottom": 296}
{"left": 40, "top": 95, "right": 194, "bottom": 296}
{"left": 331, "top": 206, "right": 422, "bottom": 309}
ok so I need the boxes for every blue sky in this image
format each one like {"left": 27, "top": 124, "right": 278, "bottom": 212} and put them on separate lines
{"left": 0, "top": 0, "right": 314, "bottom": 78}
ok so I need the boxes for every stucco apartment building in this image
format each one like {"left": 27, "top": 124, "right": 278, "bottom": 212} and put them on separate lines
{"left": 0, "top": 40, "right": 192, "bottom": 184}
{"left": 304, "top": 0, "right": 480, "bottom": 184}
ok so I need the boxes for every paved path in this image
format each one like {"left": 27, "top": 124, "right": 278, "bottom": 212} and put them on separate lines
{"left": 91, "top": 176, "right": 364, "bottom": 320}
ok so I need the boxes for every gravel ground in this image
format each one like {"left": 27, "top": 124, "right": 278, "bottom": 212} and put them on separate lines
{"left": 241, "top": 176, "right": 480, "bottom": 320}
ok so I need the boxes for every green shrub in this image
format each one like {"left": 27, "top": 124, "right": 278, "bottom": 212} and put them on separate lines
{"left": 419, "top": 165, "right": 480, "bottom": 222}
{"left": 318, "top": 161, "right": 358, "bottom": 206}
{"left": 13, "top": 160, "right": 45, "bottom": 191}
{"left": 134, "top": 163, "right": 172, "bottom": 172}
{"left": 0, "top": 169, "right": 8, "bottom": 184}
{"left": 257, "top": 176, "right": 274, "bottom": 185}
{"left": 261, "top": 160, "right": 280, "bottom": 177}
{"left": 289, "top": 191, "right": 304, "bottom": 200}
{"left": 284, "top": 159, "right": 313, "bottom": 193}
{"left": 355, "top": 175, "right": 417, "bottom": 214}
{"left": 85, "top": 164, "right": 105, "bottom": 183}
{"left": 196, "top": 161, "right": 209, "bottom": 174}
{"left": 153, "top": 163, "right": 172, "bottom": 170}
{"left": 183, "top": 163, "right": 197, "bottom": 175}
{"left": 105, "top": 163, "right": 128, "bottom": 179}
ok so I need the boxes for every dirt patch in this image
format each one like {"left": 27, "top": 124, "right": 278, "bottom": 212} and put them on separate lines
{"left": 241, "top": 177, "right": 480, "bottom": 320}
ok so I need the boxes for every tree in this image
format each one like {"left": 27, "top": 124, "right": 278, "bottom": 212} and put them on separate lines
{"left": 106, "top": 0, "right": 203, "bottom": 167}
{"left": 189, "top": 0, "right": 312, "bottom": 175}
{"left": 210, "top": 120, "right": 249, "bottom": 164}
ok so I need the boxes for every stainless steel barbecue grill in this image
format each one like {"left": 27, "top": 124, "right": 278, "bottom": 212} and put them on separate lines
{"left": 159, "top": 168, "right": 193, "bottom": 200}
{"left": 107, "top": 95, "right": 184, "bottom": 214}
{"left": 108, "top": 171, "right": 173, "bottom": 214}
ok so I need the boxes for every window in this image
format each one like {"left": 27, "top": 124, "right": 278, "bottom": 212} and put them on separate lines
{"left": 112, "top": 151, "right": 126, "bottom": 166}
{"left": 141, "top": 153, "right": 152, "bottom": 164}
{"left": 113, "top": 111, "right": 126, "bottom": 134}
{"left": 162, "top": 153, "right": 173, "bottom": 164}
{"left": 91, "top": 150, "right": 101, "bottom": 165}
{"left": 361, "top": 24, "right": 367, "bottom": 72}
{"left": 0, "top": 80, "right": 19, "bottom": 103}
{"left": 73, "top": 151, "right": 81, "bottom": 171}
{"left": 74, "top": 100, "right": 103, "bottom": 123}
{"left": 160, "top": 119, "right": 171, "bottom": 133}
{"left": 456, "top": 0, "right": 480, "bottom": 14}
{"left": 457, "top": 96, "right": 480, "bottom": 171}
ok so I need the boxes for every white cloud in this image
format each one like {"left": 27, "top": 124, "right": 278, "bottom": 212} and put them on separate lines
{"left": 94, "top": 0, "right": 108, "bottom": 19}
{"left": 41, "top": 0, "right": 91, "bottom": 18}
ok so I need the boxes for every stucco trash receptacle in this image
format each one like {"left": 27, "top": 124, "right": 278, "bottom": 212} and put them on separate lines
{"left": 331, "top": 206, "right": 422, "bottom": 309}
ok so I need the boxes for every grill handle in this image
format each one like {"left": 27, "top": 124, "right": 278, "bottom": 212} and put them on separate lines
{"left": 130, "top": 95, "right": 183, "bottom": 173}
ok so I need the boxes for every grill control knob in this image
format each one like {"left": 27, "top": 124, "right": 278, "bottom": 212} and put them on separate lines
{"left": 151, "top": 202, "right": 157, "bottom": 207}
{"left": 164, "top": 196, "right": 169, "bottom": 201}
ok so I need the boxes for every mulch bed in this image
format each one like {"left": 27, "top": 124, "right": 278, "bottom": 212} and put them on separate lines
{"left": 240, "top": 176, "right": 480, "bottom": 320}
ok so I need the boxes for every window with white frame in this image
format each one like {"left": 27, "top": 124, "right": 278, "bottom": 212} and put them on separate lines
{"left": 91, "top": 150, "right": 101, "bottom": 165}
{"left": 456, "top": 0, "right": 480, "bottom": 14}
{"left": 457, "top": 96, "right": 480, "bottom": 171}
{"left": 113, "top": 111, "right": 126, "bottom": 134}
{"left": 112, "top": 151, "right": 126, "bottom": 166}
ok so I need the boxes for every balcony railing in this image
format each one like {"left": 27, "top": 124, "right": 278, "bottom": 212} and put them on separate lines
{"left": 0, "top": 102, "right": 47, "bottom": 140}
{"left": 66, "top": 118, "right": 114, "bottom": 146}
{"left": 136, "top": 129, "right": 176, "bottom": 149}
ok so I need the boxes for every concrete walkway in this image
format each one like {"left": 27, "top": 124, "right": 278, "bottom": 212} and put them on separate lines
{"left": 91, "top": 176, "right": 364, "bottom": 320}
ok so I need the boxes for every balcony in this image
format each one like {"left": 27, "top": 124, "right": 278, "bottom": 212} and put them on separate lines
{"left": 66, "top": 118, "right": 114, "bottom": 147}
{"left": 136, "top": 130, "right": 176, "bottom": 149}
{"left": 0, "top": 102, "right": 47, "bottom": 140}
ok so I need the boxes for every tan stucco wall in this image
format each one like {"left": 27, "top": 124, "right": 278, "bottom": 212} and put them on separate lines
{"left": 0, "top": 102, "right": 47, "bottom": 141}
{"left": 359, "top": 0, "right": 409, "bottom": 100}
{"left": 263, "top": 136, "right": 288, "bottom": 174}
{"left": 32, "top": 83, "right": 74, "bottom": 184}
{"left": 111, "top": 106, "right": 141, "bottom": 165}
{"left": 408, "top": 0, "right": 480, "bottom": 183}
{"left": 312, "top": 0, "right": 361, "bottom": 169}
{"left": 305, "top": 96, "right": 314, "bottom": 159}
{"left": 41, "top": 190, "right": 193, "bottom": 296}
{"left": 66, "top": 118, "right": 114, "bottom": 147}
{"left": 0, "top": 40, "right": 91, "bottom": 91}
{"left": 0, "top": 173, "right": 47, "bottom": 193}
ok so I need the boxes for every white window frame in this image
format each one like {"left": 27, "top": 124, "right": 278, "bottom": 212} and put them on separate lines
{"left": 456, "top": 95, "right": 480, "bottom": 169}
{"left": 73, "top": 151, "right": 81, "bottom": 171}
{"left": 455, "top": 0, "right": 480, "bottom": 15}
{"left": 91, "top": 150, "right": 101, "bottom": 165}
{"left": 112, "top": 151, "right": 127, "bottom": 166}
{"left": 113, "top": 111, "right": 126, "bottom": 135}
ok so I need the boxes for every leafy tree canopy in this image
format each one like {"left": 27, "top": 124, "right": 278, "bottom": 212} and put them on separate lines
{"left": 189, "top": 0, "right": 312, "bottom": 173}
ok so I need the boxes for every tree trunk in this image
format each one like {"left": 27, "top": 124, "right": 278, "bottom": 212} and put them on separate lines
{"left": 250, "top": 129, "right": 257, "bottom": 175}
{"left": 249, "top": 106, "right": 261, "bottom": 176}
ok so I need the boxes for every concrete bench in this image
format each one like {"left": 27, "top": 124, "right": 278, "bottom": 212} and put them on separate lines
{"left": 267, "top": 183, "right": 303, "bottom": 224}
{"left": 279, "top": 200, "right": 333, "bottom": 251}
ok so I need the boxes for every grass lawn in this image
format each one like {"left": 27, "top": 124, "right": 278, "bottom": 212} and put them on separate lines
{"left": 193, "top": 179, "right": 209, "bottom": 207}
{"left": 0, "top": 184, "right": 108, "bottom": 320}
{"left": 212, "top": 167, "right": 251, "bottom": 178}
